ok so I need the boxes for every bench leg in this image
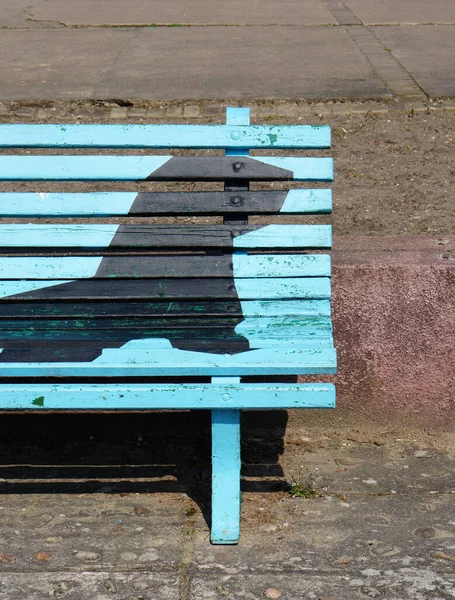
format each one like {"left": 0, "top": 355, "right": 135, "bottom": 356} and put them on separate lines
{"left": 211, "top": 406, "right": 241, "bottom": 544}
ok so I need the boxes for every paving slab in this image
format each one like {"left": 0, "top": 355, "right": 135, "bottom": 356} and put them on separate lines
{"left": 0, "top": 0, "right": 31, "bottom": 26}
{"left": 0, "top": 29, "right": 138, "bottom": 101}
{"left": 19, "top": 0, "right": 337, "bottom": 26}
{"left": 0, "top": 26, "right": 389, "bottom": 101}
{"left": 96, "top": 26, "right": 390, "bottom": 101}
{"left": 0, "top": 573, "right": 179, "bottom": 600}
{"left": 344, "top": 0, "right": 455, "bottom": 24}
{"left": 0, "top": 494, "right": 185, "bottom": 571}
{"left": 373, "top": 25, "right": 455, "bottom": 97}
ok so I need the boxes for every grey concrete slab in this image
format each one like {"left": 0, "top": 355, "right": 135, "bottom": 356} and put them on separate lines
{"left": 0, "top": 573, "right": 179, "bottom": 600}
{"left": 0, "top": 29, "right": 138, "bottom": 100}
{"left": 0, "top": 494, "right": 185, "bottom": 571}
{"left": 344, "top": 0, "right": 455, "bottom": 24}
{"left": 373, "top": 25, "right": 455, "bottom": 97}
{"left": 0, "top": 0, "right": 31, "bottom": 26}
{"left": 22, "top": 0, "right": 337, "bottom": 26}
{"left": 96, "top": 26, "right": 390, "bottom": 100}
{"left": 0, "top": 26, "right": 390, "bottom": 101}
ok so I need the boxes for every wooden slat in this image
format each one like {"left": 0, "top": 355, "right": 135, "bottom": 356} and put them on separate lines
{"left": 0, "top": 345, "right": 337, "bottom": 376}
{"left": 0, "top": 315, "right": 332, "bottom": 332}
{"left": 0, "top": 299, "right": 332, "bottom": 319}
{"left": 0, "top": 124, "right": 331, "bottom": 149}
{"left": 0, "top": 254, "right": 331, "bottom": 279}
{"left": 0, "top": 189, "right": 332, "bottom": 216}
{"left": 0, "top": 224, "right": 332, "bottom": 249}
{"left": 0, "top": 156, "right": 333, "bottom": 182}
{"left": 0, "top": 329, "right": 332, "bottom": 348}
{"left": 0, "top": 277, "right": 331, "bottom": 301}
{"left": 0, "top": 383, "right": 335, "bottom": 410}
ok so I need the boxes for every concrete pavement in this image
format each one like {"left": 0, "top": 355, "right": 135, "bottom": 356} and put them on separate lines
{"left": 1, "top": 413, "right": 455, "bottom": 599}
{"left": 1, "top": 0, "right": 455, "bottom": 101}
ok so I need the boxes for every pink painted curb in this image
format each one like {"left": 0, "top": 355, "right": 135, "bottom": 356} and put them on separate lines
{"left": 302, "top": 235, "right": 455, "bottom": 427}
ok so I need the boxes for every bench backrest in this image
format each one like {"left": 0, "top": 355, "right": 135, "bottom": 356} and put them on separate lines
{"left": 0, "top": 108, "right": 333, "bottom": 362}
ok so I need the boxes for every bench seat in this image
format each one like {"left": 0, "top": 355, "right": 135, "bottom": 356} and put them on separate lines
{"left": 0, "top": 107, "right": 336, "bottom": 544}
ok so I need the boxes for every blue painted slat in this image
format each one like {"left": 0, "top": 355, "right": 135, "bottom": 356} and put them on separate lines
{"left": 0, "top": 383, "right": 336, "bottom": 410}
{"left": 0, "top": 280, "right": 72, "bottom": 298}
{"left": 0, "top": 346, "right": 337, "bottom": 377}
{"left": 0, "top": 254, "right": 330, "bottom": 280}
{"left": 233, "top": 254, "right": 331, "bottom": 278}
{"left": 0, "top": 124, "right": 330, "bottom": 149}
{"left": 0, "top": 340, "right": 336, "bottom": 377}
{"left": 0, "top": 225, "right": 118, "bottom": 248}
{"left": 233, "top": 224, "right": 332, "bottom": 248}
{"left": 0, "top": 156, "right": 333, "bottom": 181}
{"left": 211, "top": 405, "right": 241, "bottom": 544}
{"left": 235, "top": 277, "right": 331, "bottom": 299}
{"left": 0, "top": 277, "right": 330, "bottom": 300}
{"left": 235, "top": 316, "right": 332, "bottom": 334}
{"left": 0, "top": 224, "right": 331, "bottom": 249}
{"left": 0, "top": 257, "right": 103, "bottom": 280}
{"left": 0, "top": 192, "right": 138, "bottom": 216}
{"left": 0, "top": 189, "right": 332, "bottom": 217}
{"left": 241, "top": 300, "right": 331, "bottom": 317}
{"left": 257, "top": 157, "right": 333, "bottom": 181}
{"left": 280, "top": 189, "right": 332, "bottom": 214}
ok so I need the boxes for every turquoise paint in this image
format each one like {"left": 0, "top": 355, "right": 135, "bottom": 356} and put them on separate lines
{"left": 0, "top": 156, "right": 331, "bottom": 181}
{"left": 0, "top": 156, "right": 171, "bottom": 181}
{"left": 0, "top": 280, "right": 73, "bottom": 299}
{"left": 233, "top": 253, "right": 331, "bottom": 278}
{"left": 235, "top": 277, "right": 331, "bottom": 299}
{"left": 0, "top": 124, "right": 330, "bottom": 149}
{"left": 233, "top": 224, "right": 332, "bottom": 248}
{"left": 0, "top": 383, "right": 335, "bottom": 410}
{"left": 0, "top": 346, "right": 337, "bottom": 377}
{"left": 257, "top": 157, "right": 333, "bottom": 181}
{"left": 240, "top": 300, "right": 331, "bottom": 317}
{"left": 0, "top": 224, "right": 119, "bottom": 247}
{"left": 211, "top": 403, "right": 241, "bottom": 544}
{"left": 0, "top": 192, "right": 138, "bottom": 216}
{"left": 0, "top": 256, "right": 103, "bottom": 279}
{"left": 280, "top": 189, "right": 332, "bottom": 213}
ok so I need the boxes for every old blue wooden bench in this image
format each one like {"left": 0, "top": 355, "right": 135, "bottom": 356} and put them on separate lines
{"left": 0, "top": 107, "right": 336, "bottom": 544}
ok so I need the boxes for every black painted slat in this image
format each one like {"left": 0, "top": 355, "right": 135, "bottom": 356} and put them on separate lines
{"left": 0, "top": 301, "right": 244, "bottom": 319}
{"left": 130, "top": 191, "right": 289, "bottom": 214}
{"left": 147, "top": 156, "right": 293, "bottom": 181}
{"left": 0, "top": 317, "right": 243, "bottom": 330}
{"left": 108, "top": 225, "right": 254, "bottom": 249}
{"left": 95, "top": 255, "right": 233, "bottom": 278}
{"left": 2, "top": 279, "right": 245, "bottom": 301}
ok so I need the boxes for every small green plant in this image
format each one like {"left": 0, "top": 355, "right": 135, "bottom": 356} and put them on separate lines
{"left": 185, "top": 506, "right": 197, "bottom": 517}
{"left": 289, "top": 481, "right": 319, "bottom": 499}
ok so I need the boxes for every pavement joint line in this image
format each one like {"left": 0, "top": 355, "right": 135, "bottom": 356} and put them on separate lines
{"left": 319, "top": 0, "right": 361, "bottom": 25}
{"left": 178, "top": 510, "right": 197, "bottom": 600}
{"left": 318, "top": 0, "right": 428, "bottom": 101}
{"left": 344, "top": 25, "right": 427, "bottom": 100}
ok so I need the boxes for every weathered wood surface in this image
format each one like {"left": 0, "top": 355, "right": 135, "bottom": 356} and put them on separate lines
{"left": 0, "top": 382, "right": 336, "bottom": 410}
{"left": 0, "top": 345, "right": 337, "bottom": 376}
{"left": 0, "top": 189, "right": 332, "bottom": 216}
{"left": 0, "top": 156, "right": 333, "bottom": 182}
{"left": 0, "top": 224, "right": 332, "bottom": 249}
{"left": 0, "top": 254, "right": 331, "bottom": 279}
{"left": 0, "top": 299, "right": 332, "bottom": 319}
{"left": 0, "top": 277, "right": 331, "bottom": 301}
{"left": 0, "top": 124, "right": 331, "bottom": 149}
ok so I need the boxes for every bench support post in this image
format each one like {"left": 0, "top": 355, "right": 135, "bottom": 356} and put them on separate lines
{"left": 210, "top": 377, "right": 241, "bottom": 544}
